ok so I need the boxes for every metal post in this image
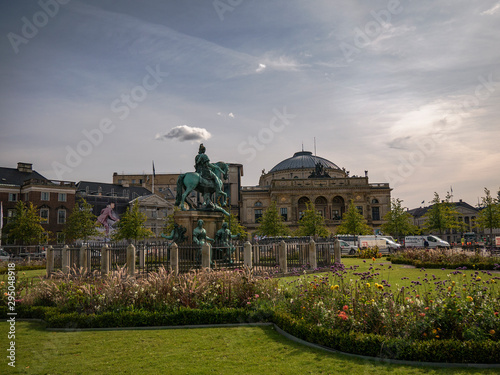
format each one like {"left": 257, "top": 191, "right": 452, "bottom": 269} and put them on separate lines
{"left": 309, "top": 240, "right": 317, "bottom": 269}
{"left": 46, "top": 245, "right": 54, "bottom": 277}
{"left": 202, "top": 243, "right": 211, "bottom": 269}
{"left": 170, "top": 242, "right": 178, "bottom": 275}
{"left": 139, "top": 245, "right": 145, "bottom": 270}
{"left": 127, "top": 244, "right": 136, "bottom": 276}
{"left": 244, "top": 241, "right": 252, "bottom": 269}
{"left": 279, "top": 241, "right": 287, "bottom": 274}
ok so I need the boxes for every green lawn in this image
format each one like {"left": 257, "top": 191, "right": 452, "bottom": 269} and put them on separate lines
{"left": 0, "top": 321, "right": 498, "bottom": 375}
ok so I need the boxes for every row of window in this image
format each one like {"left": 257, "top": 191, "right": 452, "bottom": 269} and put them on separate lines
{"left": 8, "top": 192, "right": 67, "bottom": 202}
{"left": 254, "top": 207, "right": 381, "bottom": 222}
{"left": 39, "top": 208, "right": 67, "bottom": 224}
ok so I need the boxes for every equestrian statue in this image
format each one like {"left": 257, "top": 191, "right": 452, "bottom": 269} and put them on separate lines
{"left": 175, "top": 144, "right": 229, "bottom": 216}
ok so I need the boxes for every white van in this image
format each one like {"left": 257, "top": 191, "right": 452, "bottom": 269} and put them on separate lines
{"left": 358, "top": 236, "right": 387, "bottom": 250}
{"left": 404, "top": 235, "right": 450, "bottom": 248}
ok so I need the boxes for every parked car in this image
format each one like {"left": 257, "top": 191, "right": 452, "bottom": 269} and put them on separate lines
{"left": 404, "top": 235, "right": 450, "bottom": 248}
{"left": 0, "top": 249, "right": 11, "bottom": 262}
{"left": 330, "top": 240, "right": 358, "bottom": 255}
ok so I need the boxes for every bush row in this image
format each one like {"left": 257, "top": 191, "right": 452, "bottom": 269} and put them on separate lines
{"left": 2, "top": 304, "right": 499, "bottom": 364}
{"left": 273, "top": 310, "right": 500, "bottom": 364}
{"left": 0, "top": 265, "right": 46, "bottom": 274}
{"left": 389, "top": 258, "right": 500, "bottom": 270}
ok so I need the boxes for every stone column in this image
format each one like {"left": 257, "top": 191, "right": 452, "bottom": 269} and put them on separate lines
{"left": 244, "top": 241, "right": 252, "bottom": 269}
{"left": 170, "top": 243, "right": 179, "bottom": 275}
{"left": 334, "top": 239, "right": 342, "bottom": 264}
{"left": 127, "top": 244, "right": 136, "bottom": 276}
{"left": 79, "top": 244, "right": 88, "bottom": 274}
{"left": 279, "top": 241, "right": 287, "bottom": 274}
{"left": 46, "top": 245, "right": 54, "bottom": 277}
{"left": 61, "top": 245, "right": 70, "bottom": 274}
{"left": 308, "top": 240, "right": 317, "bottom": 269}
{"left": 139, "top": 245, "right": 145, "bottom": 270}
{"left": 101, "top": 245, "right": 109, "bottom": 275}
{"left": 202, "top": 243, "right": 211, "bottom": 269}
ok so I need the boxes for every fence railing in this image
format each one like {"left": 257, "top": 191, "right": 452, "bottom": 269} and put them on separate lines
{"left": 44, "top": 239, "right": 343, "bottom": 277}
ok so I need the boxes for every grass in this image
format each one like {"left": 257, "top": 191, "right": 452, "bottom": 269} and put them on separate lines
{"left": 1, "top": 321, "right": 498, "bottom": 375}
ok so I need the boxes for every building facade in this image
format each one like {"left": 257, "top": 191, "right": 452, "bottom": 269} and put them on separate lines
{"left": 240, "top": 151, "right": 392, "bottom": 234}
{"left": 0, "top": 162, "right": 76, "bottom": 244}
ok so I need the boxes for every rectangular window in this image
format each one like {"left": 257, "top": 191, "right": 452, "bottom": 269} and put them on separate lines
{"left": 24, "top": 193, "right": 29, "bottom": 201}
{"left": 332, "top": 210, "right": 340, "bottom": 220}
{"left": 254, "top": 209, "right": 263, "bottom": 222}
{"left": 8, "top": 193, "right": 18, "bottom": 202}
{"left": 356, "top": 206, "right": 363, "bottom": 215}
{"left": 56, "top": 232, "right": 65, "bottom": 244}
{"left": 58, "top": 193, "right": 67, "bottom": 202}
{"left": 41, "top": 192, "right": 50, "bottom": 201}
{"left": 40, "top": 208, "right": 49, "bottom": 224}
{"left": 280, "top": 207, "right": 288, "bottom": 221}
{"left": 58, "top": 209, "right": 66, "bottom": 224}
{"left": 372, "top": 207, "right": 380, "bottom": 221}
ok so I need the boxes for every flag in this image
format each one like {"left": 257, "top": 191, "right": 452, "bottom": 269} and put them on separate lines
{"left": 152, "top": 161, "right": 156, "bottom": 178}
{"left": 450, "top": 186, "right": 453, "bottom": 194}
{"left": 421, "top": 200, "right": 425, "bottom": 204}
{"left": 0, "top": 201, "right": 3, "bottom": 229}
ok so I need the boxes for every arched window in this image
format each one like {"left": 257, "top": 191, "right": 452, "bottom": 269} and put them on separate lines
{"left": 255, "top": 201, "right": 263, "bottom": 207}
{"left": 371, "top": 198, "right": 379, "bottom": 204}
{"left": 298, "top": 197, "right": 310, "bottom": 219}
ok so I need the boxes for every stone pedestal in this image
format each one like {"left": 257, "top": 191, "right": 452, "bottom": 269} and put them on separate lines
{"left": 174, "top": 210, "right": 226, "bottom": 243}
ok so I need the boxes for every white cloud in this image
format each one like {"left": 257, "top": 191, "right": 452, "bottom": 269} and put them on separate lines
{"left": 256, "top": 63, "right": 266, "bottom": 72}
{"left": 228, "top": 112, "right": 235, "bottom": 119}
{"left": 481, "top": 2, "right": 500, "bottom": 15}
{"left": 155, "top": 125, "right": 211, "bottom": 142}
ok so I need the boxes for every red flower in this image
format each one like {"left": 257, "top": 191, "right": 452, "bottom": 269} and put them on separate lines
{"left": 419, "top": 313, "right": 426, "bottom": 317}
{"left": 343, "top": 305, "right": 349, "bottom": 311}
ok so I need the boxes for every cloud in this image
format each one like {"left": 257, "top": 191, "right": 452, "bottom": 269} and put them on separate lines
{"left": 155, "top": 125, "right": 211, "bottom": 142}
{"left": 228, "top": 112, "right": 235, "bottom": 119}
{"left": 481, "top": 2, "right": 500, "bottom": 15}
{"left": 256, "top": 63, "right": 266, "bottom": 72}
{"left": 386, "top": 136, "right": 412, "bottom": 150}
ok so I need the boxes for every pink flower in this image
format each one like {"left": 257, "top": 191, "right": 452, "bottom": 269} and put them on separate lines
{"left": 419, "top": 313, "right": 425, "bottom": 317}
{"left": 255, "top": 294, "right": 259, "bottom": 298}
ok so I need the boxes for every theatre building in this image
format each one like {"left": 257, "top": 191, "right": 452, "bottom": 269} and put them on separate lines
{"left": 240, "top": 151, "right": 392, "bottom": 234}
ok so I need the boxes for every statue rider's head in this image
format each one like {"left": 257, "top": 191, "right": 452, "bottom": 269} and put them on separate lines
{"left": 198, "top": 144, "right": 206, "bottom": 154}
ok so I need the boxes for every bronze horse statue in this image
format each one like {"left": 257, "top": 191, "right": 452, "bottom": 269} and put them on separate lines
{"left": 175, "top": 161, "right": 229, "bottom": 214}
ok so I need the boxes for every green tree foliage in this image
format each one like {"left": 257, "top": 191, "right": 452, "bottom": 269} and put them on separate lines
{"left": 255, "top": 201, "right": 291, "bottom": 237}
{"left": 63, "top": 198, "right": 99, "bottom": 243}
{"left": 3, "top": 201, "right": 47, "bottom": 245}
{"left": 295, "top": 202, "right": 330, "bottom": 237}
{"left": 475, "top": 187, "right": 500, "bottom": 243}
{"left": 423, "top": 192, "right": 461, "bottom": 235}
{"left": 113, "top": 201, "right": 154, "bottom": 243}
{"left": 381, "top": 198, "right": 418, "bottom": 239}
{"left": 227, "top": 213, "right": 249, "bottom": 240}
{"left": 335, "top": 200, "right": 372, "bottom": 235}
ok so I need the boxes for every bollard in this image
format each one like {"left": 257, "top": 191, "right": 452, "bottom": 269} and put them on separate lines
{"left": 334, "top": 239, "right": 342, "bottom": 264}
{"left": 279, "top": 241, "right": 287, "bottom": 274}
{"left": 139, "top": 246, "right": 145, "bottom": 270}
{"left": 61, "top": 245, "right": 70, "bottom": 274}
{"left": 170, "top": 243, "right": 179, "bottom": 275}
{"left": 46, "top": 245, "right": 54, "bottom": 278}
{"left": 126, "top": 244, "right": 136, "bottom": 276}
{"left": 101, "top": 245, "right": 109, "bottom": 275}
{"left": 309, "top": 240, "right": 317, "bottom": 269}
{"left": 244, "top": 241, "right": 252, "bottom": 269}
{"left": 79, "top": 244, "right": 88, "bottom": 274}
{"left": 202, "top": 243, "right": 211, "bottom": 269}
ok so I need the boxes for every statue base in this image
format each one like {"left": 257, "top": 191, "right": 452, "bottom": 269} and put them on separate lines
{"left": 174, "top": 210, "right": 225, "bottom": 243}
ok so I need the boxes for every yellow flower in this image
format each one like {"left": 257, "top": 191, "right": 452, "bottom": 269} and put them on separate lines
{"left": 466, "top": 296, "right": 473, "bottom": 302}
{"left": 492, "top": 279, "right": 496, "bottom": 284}
{"left": 476, "top": 277, "right": 481, "bottom": 281}
{"left": 366, "top": 283, "right": 371, "bottom": 288}
{"left": 447, "top": 286, "right": 452, "bottom": 292}
{"left": 452, "top": 281, "right": 455, "bottom": 286}
{"left": 331, "top": 285, "right": 339, "bottom": 290}
{"left": 490, "top": 330, "right": 495, "bottom": 335}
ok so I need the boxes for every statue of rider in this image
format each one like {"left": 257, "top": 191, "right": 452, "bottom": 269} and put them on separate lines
{"left": 195, "top": 143, "right": 217, "bottom": 186}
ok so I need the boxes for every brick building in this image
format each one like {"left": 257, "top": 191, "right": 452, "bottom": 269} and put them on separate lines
{"left": 0, "top": 162, "right": 76, "bottom": 244}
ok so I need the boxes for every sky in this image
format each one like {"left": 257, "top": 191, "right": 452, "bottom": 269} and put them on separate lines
{"left": 1, "top": 0, "right": 499, "bottom": 209}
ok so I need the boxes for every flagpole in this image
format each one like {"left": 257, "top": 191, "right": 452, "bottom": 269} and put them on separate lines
{"left": 152, "top": 161, "right": 155, "bottom": 195}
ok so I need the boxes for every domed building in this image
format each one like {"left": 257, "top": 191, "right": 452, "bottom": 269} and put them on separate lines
{"left": 240, "top": 151, "right": 392, "bottom": 234}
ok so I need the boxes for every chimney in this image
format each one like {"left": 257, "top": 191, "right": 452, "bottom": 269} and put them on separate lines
{"left": 17, "top": 162, "right": 33, "bottom": 173}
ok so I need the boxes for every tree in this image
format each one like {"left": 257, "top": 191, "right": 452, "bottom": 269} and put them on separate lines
{"left": 381, "top": 198, "right": 418, "bottom": 240}
{"left": 423, "top": 192, "right": 461, "bottom": 235}
{"left": 255, "top": 201, "right": 291, "bottom": 237}
{"left": 227, "top": 213, "right": 249, "bottom": 240}
{"left": 63, "top": 198, "right": 99, "bottom": 243}
{"left": 335, "top": 200, "right": 372, "bottom": 235}
{"left": 113, "top": 201, "right": 154, "bottom": 243}
{"left": 295, "top": 202, "right": 330, "bottom": 237}
{"left": 3, "top": 201, "right": 47, "bottom": 245}
{"left": 475, "top": 187, "right": 500, "bottom": 245}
